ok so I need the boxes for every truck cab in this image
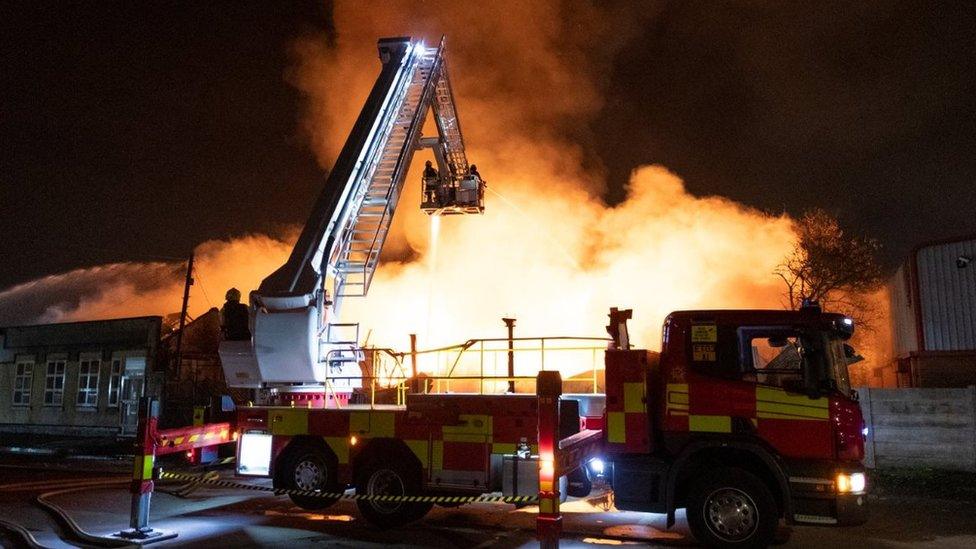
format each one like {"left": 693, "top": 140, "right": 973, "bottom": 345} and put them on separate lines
{"left": 607, "top": 306, "right": 867, "bottom": 547}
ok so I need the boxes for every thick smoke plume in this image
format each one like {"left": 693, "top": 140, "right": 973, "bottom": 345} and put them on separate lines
{"left": 0, "top": 2, "right": 886, "bottom": 380}
{"left": 293, "top": 1, "right": 793, "bottom": 352}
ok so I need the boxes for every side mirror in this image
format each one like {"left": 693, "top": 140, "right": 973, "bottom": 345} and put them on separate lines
{"left": 220, "top": 394, "right": 236, "bottom": 413}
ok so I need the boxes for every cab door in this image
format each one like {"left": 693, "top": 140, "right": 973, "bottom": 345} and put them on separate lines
{"left": 740, "top": 328, "right": 833, "bottom": 459}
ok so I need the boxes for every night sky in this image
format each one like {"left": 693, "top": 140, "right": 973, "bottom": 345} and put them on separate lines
{"left": 2, "top": 1, "right": 975, "bottom": 291}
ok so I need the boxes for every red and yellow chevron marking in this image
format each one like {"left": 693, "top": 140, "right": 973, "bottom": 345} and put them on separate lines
{"left": 245, "top": 394, "right": 545, "bottom": 486}
{"left": 604, "top": 350, "right": 652, "bottom": 453}
{"left": 661, "top": 378, "right": 837, "bottom": 463}
{"left": 155, "top": 422, "right": 234, "bottom": 456}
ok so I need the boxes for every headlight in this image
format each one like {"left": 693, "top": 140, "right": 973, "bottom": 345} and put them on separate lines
{"left": 836, "top": 472, "right": 866, "bottom": 494}
{"left": 238, "top": 431, "right": 272, "bottom": 476}
{"left": 588, "top": 458, "right": 605, "bottom": 475}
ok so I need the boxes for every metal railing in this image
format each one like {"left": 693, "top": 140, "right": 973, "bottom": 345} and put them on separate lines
{"left": 317, "top": 336, "right": 609, "bottom": 408}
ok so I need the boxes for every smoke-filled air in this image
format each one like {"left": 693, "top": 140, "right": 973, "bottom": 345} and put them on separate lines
{"left": 0, "top": 2, "right": 884, "bottom": 378}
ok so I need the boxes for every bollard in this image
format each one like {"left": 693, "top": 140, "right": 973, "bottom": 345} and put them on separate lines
{"left": 116, "top": 397, "right": 176, "bottom": 542}
{"left": 536, "top": 370, "right": 562, "bottom": 548}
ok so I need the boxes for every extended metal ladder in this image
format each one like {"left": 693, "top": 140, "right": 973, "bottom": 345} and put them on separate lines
{"left": 430, "top": 51, "right": 468, "bottom": 177}
{"left": 332, "top": 43, "right": 442, "bottom": 298}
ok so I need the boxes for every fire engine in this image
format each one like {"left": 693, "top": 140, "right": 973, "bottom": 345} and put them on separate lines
{"left": 207, "top": 36, "right": 867, "bottom": 547}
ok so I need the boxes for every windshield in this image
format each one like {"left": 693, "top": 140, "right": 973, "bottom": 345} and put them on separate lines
{"left": 739, "top": 327, "right": 855, "bottom": 395}
{"left": 825, "top": 336, "right": 852, "bottom": 395}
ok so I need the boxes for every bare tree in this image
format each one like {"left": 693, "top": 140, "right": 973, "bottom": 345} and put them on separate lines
{"left": 775, "top": 208, "right": 883, "bottom": 330}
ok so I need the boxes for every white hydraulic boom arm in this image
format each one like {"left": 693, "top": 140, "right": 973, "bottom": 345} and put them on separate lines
{"left": 219, "top": 36, "right": 482, "bottom": 388}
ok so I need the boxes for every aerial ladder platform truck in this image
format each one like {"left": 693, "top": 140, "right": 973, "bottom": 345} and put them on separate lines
{"left": 136, "top": 36, "right": 867, "bottom": 548}
{"left": 217, "top": 35, "right": 484, "bottom": 405}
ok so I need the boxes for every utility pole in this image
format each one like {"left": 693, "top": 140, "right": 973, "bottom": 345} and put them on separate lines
{"left": 503, "top": 317, "right": 516, "bottom": 393}
{"left": 174, "top": 253, "right": 194, "bottom": 379}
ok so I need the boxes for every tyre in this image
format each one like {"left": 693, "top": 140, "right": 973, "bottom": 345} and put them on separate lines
{"left": 685, "top": 467, "right": 779, "bottom": 548}
{"left": 567, "top": 467, "right": 593, "bottom": 498}
{"left": 276, "top": 443, "right": 340, "bottom": 510}
{"left": 355, "top": 458, "right": 432, "bottom": 528}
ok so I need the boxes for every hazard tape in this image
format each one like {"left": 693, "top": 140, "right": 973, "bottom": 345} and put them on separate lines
{"left": 157, "top": 470, "right": 538, "bottom": 504}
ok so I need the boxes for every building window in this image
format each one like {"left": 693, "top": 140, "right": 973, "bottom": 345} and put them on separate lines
{"left": 77, "top": 359, "right": 101, "bottom": 407}
{"left": 13, "top": 362, "right": 34, "bottom": 406}
{"left": 44, "top": 360, "right": 66, "bottom": 406}
{"left": 108, "top": 359, "right": 123, "bottom": 407}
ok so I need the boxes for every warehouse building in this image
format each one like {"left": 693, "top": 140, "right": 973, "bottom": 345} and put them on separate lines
{"left": 0, "top": 308, "right": 236, "bottom": 439}
{"left": 887, "top": 235, "right": 976, "bottom": 387}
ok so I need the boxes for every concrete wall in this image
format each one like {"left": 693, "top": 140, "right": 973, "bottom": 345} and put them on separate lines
{"left": 860, "top": 387, "right": 976, "bottom": 472}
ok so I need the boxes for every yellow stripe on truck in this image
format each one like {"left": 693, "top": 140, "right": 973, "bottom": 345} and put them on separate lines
{"left": 271, "top": 409, "right": 309, "bottom": 436}
{"left": 432, "top": 440, "right": 444, "bottom": 470}
{"left": 607, "top": 412, "right": 626, "bottom": 443}
{"left": 666, "top": 383, "right": 689, "bottom": 415}
{"left": 404, "top": 439, "right": 429, "bottom": 469}
{"left": 349, "top": 412, "right": 369, "bottom": 434}
{"left": 324, "top": 436, "right": 349, "bottom": 464}
{"left": 756, "top": 386, "right": 829, "bottom": 420}
{"left": 369, "top": 412, "right": 396, "bottom": 437}
{"left": 689, "top": 414, "right": 732, "bottom": 433}
{"left": 491, "top": 442, "right": 516, "bottom": 455}
{"left": 623, "top": 382, "right": 645, "bottom": 413}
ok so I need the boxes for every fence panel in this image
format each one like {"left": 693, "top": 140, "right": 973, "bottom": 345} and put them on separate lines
{"left": 859, "top": 386, "right": 976, "bottom": 472}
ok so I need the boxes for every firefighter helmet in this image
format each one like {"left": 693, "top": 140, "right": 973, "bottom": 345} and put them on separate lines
{"left": 225, "top": 288, "right": 242, "bottom": 302}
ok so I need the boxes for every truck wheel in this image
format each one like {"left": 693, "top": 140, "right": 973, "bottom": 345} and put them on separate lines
{"left": 567, "top": 467, "right": 593, "bottom": 498}
{"left": 355, "top": 459, "right": 432, "bottom": 528}
{"left": 686, "top": 467, "right": 778, "bottom": 548}
{"left": 277, "top": 444, "right": 340, "bottom": 510}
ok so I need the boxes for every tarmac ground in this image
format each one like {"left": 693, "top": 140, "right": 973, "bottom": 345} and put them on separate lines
{"left": 1, "top": 458, "right": 975, "bottom": 548}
